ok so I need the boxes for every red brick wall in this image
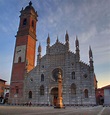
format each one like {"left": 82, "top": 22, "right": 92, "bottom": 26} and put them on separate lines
{"left": 9, "top": 3, "right": 37, "bottom": 104}
{"left": 26, "top": 35, "right": 36, "bottom": 71}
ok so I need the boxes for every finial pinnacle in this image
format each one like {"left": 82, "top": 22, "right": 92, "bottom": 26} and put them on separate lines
{"left": 89, "top": 45, "right": 91, "bottom": 50}
{"left": 89, "top": 45, "right": 93, "bottom": 59}
{"left": 65, "top": 30, "right": 69, "bottom": 42}
{"left": 38, "top": 42, "right": 41, "bottom": 52}
{"left": 29, "top": 1, "right": 32, "bottom": 6}
{"left": 47, "top": 33, "right": 50, "bottom": 45}
{"left": 56, "top": 36, "right": 59, "bottom": 42}
{"left": 76, "top": 35, "right": 78, "bottom": 40}
{"left": 75, "top": 35, "right": 79, "bottom": 48}
{"left": 66, "top": 30, "right": 68, "bottom": 34}
{"left": 48, "top": 33, "right": 49, "bottom": 37}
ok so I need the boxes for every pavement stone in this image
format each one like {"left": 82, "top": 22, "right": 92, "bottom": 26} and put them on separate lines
{"left": 0, "top": 105, "right": 110, "bottom": 115}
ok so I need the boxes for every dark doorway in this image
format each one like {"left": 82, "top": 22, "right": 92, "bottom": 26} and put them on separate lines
{"left": 53, "top": 95, "right": 58, "bottom": 106}
{"left": 51, "top": 87, "right": 58, "bottom": 106}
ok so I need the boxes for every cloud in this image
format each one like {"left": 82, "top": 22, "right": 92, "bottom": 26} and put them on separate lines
{"left": 0, "top": 0, "right": 110, "bottom": 87}
{"left": 37, "top": 0, "right": 110, "bottom": 68}
{"left": 79, "top": 26, "right": 97, "bottom": 44}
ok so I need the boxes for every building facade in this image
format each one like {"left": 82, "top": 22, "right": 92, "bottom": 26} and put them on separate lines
{"left": 9, "top": 2, "right": 97, "bottom": 106}
{"left": 96, "top": 87, "right": 104, "bottom": 105}
{"left": 0, "top": 79, "right": 7, "bottom": 103}
{"left": 96, "top": 85, "right": 110, "bottom": 106}
{"left": 104, "top": 85, "right": 110, "bottom": 106}
{"left": 24, "top": 36, "right": 97, "bottom": 106}
{"left": 4, "top": 85, "right": 10, "bottom": 103}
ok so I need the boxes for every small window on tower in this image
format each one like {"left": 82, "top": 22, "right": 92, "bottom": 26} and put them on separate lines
{"left": 18, "top": 57, "right": 21, "bottom": 63}
{"left": 32, "top": 20, "right": 34, "bottom": 28}
{"left": 40, "top": 85, "right": 44, "bottom": 95}
{"left": 84, "top": 89, "right": 88, "bottom": 98}
{"left": 29, "top": 91, "right": 32, "bottom": 99}
{"left": 71, "top": 71, "right": 75, "bottom": 79}
{"left": 42, "top": 65, "right": 44, "bottom": 68}
{"left": 30, "top": 78, "right": 33, "bottom": 82}
{"left": 84, "top": 74, "right": 87, "bottom": 78}
{"left": 71, "top": 83, "right": 76, "bottom": 95}
{"left": 41, "top": 74, "right": 44, "bottom": 82}
{"left": 23, "top": 18, "right": 27, "bottom": 26}
{"left": 71, "top": 62, "right": 74, "bottom": 66}
{"left": 15, "top": 86, "right": 19, "bottom": 94}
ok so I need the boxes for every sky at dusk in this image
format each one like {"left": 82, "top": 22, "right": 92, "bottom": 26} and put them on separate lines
{"left": 0, "top": 0, "right": 110, "bottom": 88}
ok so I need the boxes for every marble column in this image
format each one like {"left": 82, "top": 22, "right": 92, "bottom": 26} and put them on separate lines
{"left": 55, "top": 71, "right": 65, "bottom": 108}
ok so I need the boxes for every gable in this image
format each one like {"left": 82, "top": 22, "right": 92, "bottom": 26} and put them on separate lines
{"left": 49, "top": 42, "right": 66, "bottom": 54}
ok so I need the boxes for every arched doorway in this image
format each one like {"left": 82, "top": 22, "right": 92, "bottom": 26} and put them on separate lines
{"left": 51, "top": 87, "right": 58, "bottom": 106}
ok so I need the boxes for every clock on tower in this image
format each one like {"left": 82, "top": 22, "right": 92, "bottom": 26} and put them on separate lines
{"left": 14, "top": 45, "right": 26, "bottom": 63}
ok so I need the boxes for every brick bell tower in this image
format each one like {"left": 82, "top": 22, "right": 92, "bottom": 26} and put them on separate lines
{"left": 9, "top": 1, "right": 38, "bottom": 104}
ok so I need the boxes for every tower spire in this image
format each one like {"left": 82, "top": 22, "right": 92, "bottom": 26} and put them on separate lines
{"left": 65, "top": 31, "right": 69, "bottom": 52}
{"left": 38, "top": 43, "right": 42, "bottom": 53}
{"left": 89, "top": 46, "right": 93, "bottom": 60}
{"left": 37, "top": 43, "right": 42, "bottom": 65}
{"left": 46, "top": 34, "right": 50, "bottom": 54}
{"left": 89, "top": 46, "right": 94, "bottom": 71}
{"left": 56, "top": 36, "right": 59, "bottom": 43}
{"left": 75, "top": 35, "right": 79, "bottom": 48}
{"left": 75, "top": 36, "right": 80, "bottom": 61}
{"left": 65, "top": 30, "right": 69, "bottom": 42}
{"left": 47, "top": 33, "right": 50, "bottom": 45}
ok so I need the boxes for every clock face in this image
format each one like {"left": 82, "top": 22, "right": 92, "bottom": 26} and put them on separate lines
{"left": 14, "top": 45, "right": 26, "bottom": 63}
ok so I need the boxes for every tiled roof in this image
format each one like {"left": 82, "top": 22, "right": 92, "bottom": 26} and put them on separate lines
{"left": 102, "top": 85, "right": 110, "bottom": 89}
{"left": 0, "top": 79, "right": 6, "bottom": 82}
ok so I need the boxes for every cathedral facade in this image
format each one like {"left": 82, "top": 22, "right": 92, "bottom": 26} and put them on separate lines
{"left": 9, "top": 2, "right": 97, "bottom": 106}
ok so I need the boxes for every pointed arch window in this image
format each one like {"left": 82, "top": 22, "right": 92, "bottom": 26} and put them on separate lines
{"left": 15, "top": 86, "right": 19, "bottom": 94}
{"left": 40, "top": 85, "right": 44, "bottom": 95}
{"left": 23, "top": 18, "right": 27, "bottom": 26}
{"left": 84, "top": 74, "right": 87, "bottom": 78}
{"left": 32, "top": 20, "right": 34, "bottom": 28}
{"left": 84, "top": 89, "right": 88, "bottom": 98}
{"left": 71, "top": 71, "right": 75, "bottom": 79}
{"left": 18, "top": 57, "right": 21, "bottom": 63}
{"left": 41, "top": 74, "right": 44, "bottom": 82}
{"left": 71, "top": 83, "right": 76, "bottom": 95}
{"left": 29, "top": 91, "right": 32, "bottom": 99}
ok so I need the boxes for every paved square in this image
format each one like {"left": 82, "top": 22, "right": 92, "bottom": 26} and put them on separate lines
{"left": 0, "top": 105, "right": 110, "bottom": 115}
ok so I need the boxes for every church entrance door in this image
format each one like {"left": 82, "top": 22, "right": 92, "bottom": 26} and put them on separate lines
{"left": 53, "top": 95, "right": 58, "bottom": 106}
{"left": 51, "top": 87, "right": 58, "bottom": 106}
